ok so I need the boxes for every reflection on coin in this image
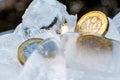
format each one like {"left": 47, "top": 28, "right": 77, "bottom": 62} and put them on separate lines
{"left": 39, "top": 38, "right": 59, "bottom": 58}
{"left": 77, "top": 35, "right": 112, "bottom": 51}
{"left": 75, "top": 11, "right": 108, "bottom": 36}
{"left": 18, "top": 38, "right": 43, "bottom": 65}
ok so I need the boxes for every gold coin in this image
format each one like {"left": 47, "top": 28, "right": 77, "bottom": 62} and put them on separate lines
{"left": 18, "top": 38, "right": 43, "bottom": 65}
{"left": 75, "top": 11, "right": 108, "bottom": 36}
{"left": 76, "top": 35, "right": 112, "bottom": 51}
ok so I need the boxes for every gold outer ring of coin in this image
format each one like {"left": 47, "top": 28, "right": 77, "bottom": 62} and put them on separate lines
{"left": 18, "top": 38, "right": 43, "bottom": 65}
{"left": 75, "top": 11, "right": 108, "bottom": 36}
{"left": 77, "top": 35, "right": 112, "bottom": 51}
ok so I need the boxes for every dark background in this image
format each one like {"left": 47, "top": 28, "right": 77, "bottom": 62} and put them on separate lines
{"left": 0, "top": 0, "right": 120, "bottom": 32}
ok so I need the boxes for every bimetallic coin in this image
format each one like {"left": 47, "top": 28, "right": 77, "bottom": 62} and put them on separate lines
{"left": 76, "top": 35, "right": 112, "bottom": 51}
{"left": 75, "top": 11, "right": 108, "bottom": 36}
{"left": 18, "top": 38, "right": 43, "bottom": 65}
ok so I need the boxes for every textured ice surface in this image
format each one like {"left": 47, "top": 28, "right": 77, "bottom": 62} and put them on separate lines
{"left": 0, "top": 0, "right": 120, "bottom": 80}
{"left": 105, "top": 17, "right": 120, "bottom": 41}
{"left": 25, "top": 43, "right": 39, "bottom": 59}
{"left": 61, "top": 33, "right": 120, "bottom": 80}
{"left": 0, "top": 0, "right": 76, "bottom": 80}
{"left": 0, "top": 30, "right": 14, "bottom": 36}
{"left": 14, "top": 0, "right": 77, "bottom": 40}
{"left": 17, "top": 39, "right": 67, "bottom": 80}
{"left": 40, "top": 39, "right": 60, "bottom": 58}
{"left": 0, "top": 34, "right": 23, "bottom": 80}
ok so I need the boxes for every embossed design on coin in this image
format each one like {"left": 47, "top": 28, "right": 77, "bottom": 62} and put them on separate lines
{"left": 75, "top": 11, "right": 112, "bottom": 51}
{"left": 75, "top": 11, "right": 108, "bottom": 35}
{"left": 80, "top": 16, "right": 103, "bottom": 34}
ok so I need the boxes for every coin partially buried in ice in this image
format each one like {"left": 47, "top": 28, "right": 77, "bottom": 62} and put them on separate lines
{"left": 18, "top": 38, "right": 43, "bottom": 65}
{"left": 75, "top": 11, "right": 108, "bottom": 35}
{"left": 75, "top": 11, "right": 112, "bottom": 51}
{"left": 77, "top": 35, "right": 112, "bottom": 51}
{"left": 38, "top": 38, "right": 59, "bottom": 58}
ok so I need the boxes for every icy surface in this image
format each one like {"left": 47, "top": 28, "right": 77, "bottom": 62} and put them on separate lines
{"left": 0, "top": 0, "right": 120, "bottom": 80}
{"left": 0, "top": 34, "right": 23, "bottom": 80}
{"left": 0, "top": 0, "right": 76, "bottom": 80}
{"left": 61, "top": 33, "right": 120, "bottom": 80}
{"left": 0, "top": 30, "right": 14, "bottom": 36}
{"left": 25, "top": 43, "right": 39, "bottom": 59}
{"left": 14, "top": 0, "right": 77, "bottom": 40}
{"left": 17, "top": 39, "right": 67, "bottom": 80}
{"left": 105, "top": 17, "right": 120, "bottom": 41}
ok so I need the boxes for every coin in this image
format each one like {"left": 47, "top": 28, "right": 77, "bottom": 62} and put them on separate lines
{"left": 39, "top": 38, "right": 59, "bottom": 58}
{"left": 18, "top": 38, "right": 43, "bottom": 65}
{"left": 76, "top": 35, "right": 112, "bottom": 51}
{"left": 75, "top": 11, "right": 108, "bottom": 36}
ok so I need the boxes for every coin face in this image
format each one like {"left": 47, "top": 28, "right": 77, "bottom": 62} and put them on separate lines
{"left": 76, "top": 35, "right": 112, "bottom": 51}
{"left": 75, "top": 11, "right": 108, "bottom": 36}
{"left": 18, "top": 38, "right": 43, "bottom": 65}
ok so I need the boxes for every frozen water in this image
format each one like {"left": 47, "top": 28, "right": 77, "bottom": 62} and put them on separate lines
{"left": 104, "top": 12, "right": 120, "bottom": 41}
{"left": 105, "top": 17, "right": 120, "bottom": 41}
{"left": 0, "top": 34, "right": 24, "bottom": 80}
{"left": 25, "top": 43, "right": 39, "bottom": 59}
{"left": 17, "top": 38, "right": 67, "bottom": 80}
{"left": 0, "top": 0, "right": 120, "bottom": 80}
{"left": 0, "top": 30, "right": 14, "bottom": 36}
{"left": 14, "top": 0, "right": 77, "bottom": 40}
{"left": 40, "top": 38, "right": 60, "bottom": 58}
{"left": 0, "top": 0, "right": 76, "bottom": 80}
{"left": 61, "top": 32, "right": 120, "bottom": 80}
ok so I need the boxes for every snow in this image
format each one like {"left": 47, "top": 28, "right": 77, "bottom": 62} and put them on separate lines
{"left": 0, "top": 0, "right": 120, "bottom": 80}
